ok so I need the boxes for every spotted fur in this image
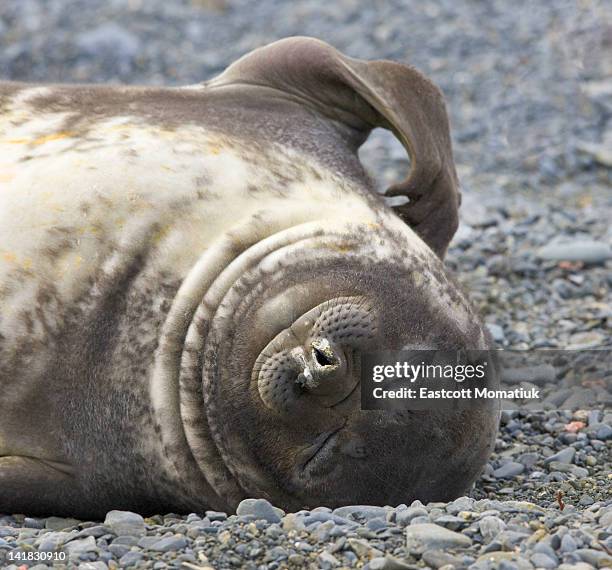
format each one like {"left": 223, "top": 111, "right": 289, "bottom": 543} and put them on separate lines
{"left": 0, "top": 38, "right": 494, "bottom": 517}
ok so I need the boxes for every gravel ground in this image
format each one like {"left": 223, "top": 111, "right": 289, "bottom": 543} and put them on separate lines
{"left": 0, "top": 0, "right": 610, "bottom": 569}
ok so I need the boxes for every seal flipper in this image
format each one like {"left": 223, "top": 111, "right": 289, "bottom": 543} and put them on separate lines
{"left": 0, "top": 456, "right": 78, "bottom": 517}
{"left": 210, "top": 36, "right": 460, "bottom": 258}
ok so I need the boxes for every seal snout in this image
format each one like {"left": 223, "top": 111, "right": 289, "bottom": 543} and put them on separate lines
{"left": 254, "top": 296, "right": 378, "bottom": 415}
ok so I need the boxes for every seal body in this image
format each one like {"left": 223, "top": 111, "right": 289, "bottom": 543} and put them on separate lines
{"left": 0, "top": 37, "right": 496, "bottom": 517}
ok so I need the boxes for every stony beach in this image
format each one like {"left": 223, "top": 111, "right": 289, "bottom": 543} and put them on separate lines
{"left": 0, "top": 0, "right": 610, "bottom": 568}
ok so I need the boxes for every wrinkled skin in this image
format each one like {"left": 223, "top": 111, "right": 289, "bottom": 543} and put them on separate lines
{"left": 0, "top": 37, "right": 496, "bottom": 518}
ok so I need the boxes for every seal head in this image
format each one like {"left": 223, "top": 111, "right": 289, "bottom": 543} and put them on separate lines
{"left": 168, "top": 217, "right": 495, "bottom": 511}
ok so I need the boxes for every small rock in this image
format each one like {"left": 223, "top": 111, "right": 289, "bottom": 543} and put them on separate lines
{"left": 78, "top": 563, "right": 108, "bottom": 570}
{"left": 317, "top": 551, "right": 341, "bottom": 568}
{"left": 282, "top": 513, "right": 305, "bottom": 532}
{"left": 518, "top": 452, "right": 540, "bottom": 468}
{"left": 575, "top": 548, "right": 612, "bottom": 567}
{"left": 537, "top": 240, "right": 611, "bottom": 265}
{"left": 487, "top": 323, "right": 505, "bottom": 343}
{"left": 64, "top": 536, "right": 98, "bottom": 557}
{"left": 577, "top": 142, "right": 612, "bottom": 168}
{"left": 103, "top": 511, "right": 145, "bottom": 536}
{"left": 205, "top": 510, "right": 227, "bottom": 522}
{"left": 236, "top": 498, "right": 283, "bottom": 523}
{"left": 118, "top": 551, "right": 144, "bottom": 567}
{"left": 479, "top": 516, "right": 507, "bottom": 542}
{"left": 599, "top": 509, "right": 612, "bottom": 526}
{"left": 433, "top": 515, "right": 465, "bottom": 531}
{"left": 595, "top": 424, "right": 612, "bottom": 440}
{"left": 396, "top": 506, "right": 428, "bottom": 526}
{"left": 149, "top": 534, "right": 188, "bottom": 552}
{"left": 312, "top": 520, "right": 335, "bottom": 542}
{"left": 544, "top": 447, "right": 576, "bottom": 465}
{"left": 347, "top": 537, "right": 383, "bottom": 558}
{"left": 494, "top": 462, "right": 525, "bottom": 478}
{"left": 446, "top": 497, "right": 475, "bottom": 514}
{"left": 477, "top": 551, "right": 534, "bottom": 569}
{"left": 45, "top": 517, "right": 81, "bottom": 531}
{"left": 421, "top": 549, "right": 464, "bottom": 568}
{"left": 560, "top": 534, "right": 578, "bottom": 553}
{"left": 531, "top": 552, "right": 557, "bottom": 569}
{"left": 333, "top": 505, "right": 388, "bottom": 520}
{"left": 405, "top": 523, "right": 472, "bottom": 553}
{"left": 370, "top": 555, "right": 415, "bottom": 569}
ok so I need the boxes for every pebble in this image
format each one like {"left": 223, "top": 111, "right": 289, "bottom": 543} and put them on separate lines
{"left": 333, "top": 505, "right": 388, "bottom": 520}
{"left": 64, "top": 536, "right": 98, "bottom": 557}
{"left": 421, "top": 549, "right": 464, "bottom": 568}
{"left": 236, "top": 498, "right": 283, "bottom": 523}
{"left": 149, "top": 534, "right": 188, "bottom": 552}
{"left": 596, "top": 425, "right": 612, "bottom": 440}
{"left": 317, "top": 551, "right": 341, "bottom": 567}
{"left": 479, "top": 516, "right": 507, "bottom": 542}
{"left": 561, "top": 534, "right": 578, "bottom": 553}
{"left": 405, "top": 523, "right": 472, "bottom": 553}
{"left": 370, "top": 554, "right": 416, "bottom": 569}
{"left": 537, "top": 241, "right": 611, "bottom": 265}
{"left": 544, "top": 447, "right": 576, "bottom": 465}
{"left": 118, "top": 551, "right": 144, "bottom": 567}
{"left": 45, "top": 517, "right": 81, "bottom": 531}
{"left": 396, "top": 506, "right": 428, "bottom": 526}
{"left": 103, "top": 511, "right": 145, "bottom": 537}
{"left": 487, "top": 323, "right": 505, "bottom": 343}
{"left": 531, "top": 552, "right": 558, "bottom": 569}
{"left": 347, "top": 537, "right": 383, "bottom": 558}
{"left": 493, "top": 462, "right": 525, "bottom": 478}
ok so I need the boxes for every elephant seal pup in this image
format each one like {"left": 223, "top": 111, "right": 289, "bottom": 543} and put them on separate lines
{"left": 0, "top": 37, "right": 497, "bottom": 518}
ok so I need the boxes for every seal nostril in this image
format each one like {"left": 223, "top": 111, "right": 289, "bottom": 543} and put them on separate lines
{"left": 311, "top": 338, "right": 337, "bottom": 369}
{"left": 313, "top": 346, "right": 333, "bottom": 367}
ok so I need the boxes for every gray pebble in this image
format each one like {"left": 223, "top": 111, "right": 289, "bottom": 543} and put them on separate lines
{"left": 596, "top": 424, "right": 612, "bottom": 440}
{"left": 236, "top": 498, "right": 283, "bottom": 523}
{"left": 333, "top": 505, "right": 388, "bottom": 520}
{"left": 575, "top": 548, "right": 612, "bottom": 567}
{"left": 537, "top": 241, "right": 611, "bottom": 265}
{"left": 205, "top": 510, "right": 227, "bottom": 522}
{"left": 405, "top": 523, "right": 472, "bottom": 553}
{"left": 103, "top": 511, "right": 145, "bottom": 537}
{"left": 45, "top": 517, "right": 81, "bottom": 531}
{"left": 433, "top": 515, "right": 465, "bottom": 531}
{"left": 370, "top": 554, "right": 415, "bottom": 569}
{"left": 561, "top": 534, "right": 578, "bottom": 553}
{"left": 479, "top": 516, "right": 507, "bottom": 542}
{"left": 396, "top": 506, "right": 428, "bottom": 526}
{"left": 493, "top": 462, "right": 525, "bottom": 478}
{"left": 64, "top": 536, "right": 98, "bottom": 557}
{"left": 317, "top": 551, "right": 340, "bottom": 568}
{"left": 421, "top": 549, "right": 464, "bottom": 568}
{"left": 108, "top": 543, "right": 130, "bottom": 557}
{"left": 487, "top": 323, "right": 505, "bottom": 343}
{"left": 531, "top": 552, "right": 558, "bottom": 569}
{"left": 544, "top": 447, "right": 576, "bottom": 465}
{"left": 149, "top": 534, "right": 188, "bottom": 552}
{"left": 118, "top": 551, "right": 144, "bottom": 567}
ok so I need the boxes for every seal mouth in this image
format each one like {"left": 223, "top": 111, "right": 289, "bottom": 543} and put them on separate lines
{"left": 300, "top": 423, "right": 346, "bottom": 472}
